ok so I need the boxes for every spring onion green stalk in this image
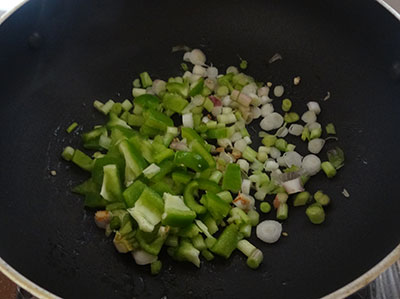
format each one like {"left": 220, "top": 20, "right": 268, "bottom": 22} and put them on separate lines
{"left": 275, "top": 139, "right": 287, "bottom": 152}
{"left": 284, "top": 112, "right": 300, "bottom": 123}
{"left": 321, "top": 161, "right": 337, "bottom": 178}
{"left": 61, "top": 146, "right": 75, "bottom": 161}
{"left": 242, "top": 146, "right": 257, "bottom": 162}
{"left": 260, "top": 202, "right": 271, "bottom": 213}
{"left": 66, "top": 122, "right": 78, "bottom": 133}
{"left": 306, "top": 203, "right": 325, "bottom": 224}
{"left": 237, "top": 239, "right": 263, "bottom": 269}
{"left": 326, "top": 123, "right": 336, "bottom": 135}
{"left": 150, "top": 260, "right": 162, "bottom": 275}
{"left": 282, "top": 99, "right": 292, "bottom": 112}
{"left": 293, "top": 191, "right": 311, "bottom": 207}
{"left": 239, "top": 60, "right": 248, "bottom": 70}
{"left": 276, "top": 203, "right": 288, "bottom": 220}
{"left": 247, "top": 210, "right": 260, "bottom": 226}
{"left": 314, "top": 190, "right": 330, "bottom": 206}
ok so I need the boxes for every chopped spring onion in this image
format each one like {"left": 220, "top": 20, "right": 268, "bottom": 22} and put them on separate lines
{"left": 326, "top": 123, "right": 336, "bottom": 135}
{"left": 66, "top": 122, "right": 78, "bottom": 133}
{"left": 273, "top": 85, "right": 284, "bottom": 97}
{"left": 256, "top": 220, "right": 282, "bottom": 243}
{"left": 307, "top": 101, "right": 321, "bottom": 115}
{"left": 327, "top": 147, "right": 345, "bottom": 169}
{"left": 282, "top": 99, "right": 292, "bottom": 112}
{"left": 308, "top": 138, "right": 325, "bottom": 154}
{"left": 321, "top": 161, "right": 337, "bottom": 178}
{"left": 260, "top": 202, "right": 271, "bottom": 213}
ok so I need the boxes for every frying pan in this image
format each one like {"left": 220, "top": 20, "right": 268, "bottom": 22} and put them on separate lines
{"left": 1, "top": 0, "right": 400, "bottom": 298}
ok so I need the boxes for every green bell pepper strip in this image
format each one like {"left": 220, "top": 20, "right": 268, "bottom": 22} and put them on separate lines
{"left": 143, "top": 108, "right": 174, "bottom": 132}
{"left": 84, "top": 193, "right": 108, "bottom": 209}
{"left": 122, "top": 180, "right": 146, "bottom": 208}
{"left": 211, "top": 224, "right": 241, "bottom": 259}
{"left": 222, "top": 164, "right": 242, "bottom": 192}
{"left": 118, "top": 139, "right": 148, "bottom": 186}
{"left": 172, "top": 170, "right": 193, "bottom": 185}
{"left": 183, "top": 181, "right": 206, "bottom": 215}
{"left": 206, "top": 127, "right": 228, "bottom": 139}
{"left": 172, "top": 240, "right": 201, "bottom": 267}
{"left": 189, "top": 78, "right": 204, "bottom": 97}
{"left": 150, "top": 159, "right": 175, "bottom": 182}
{"left": 106, "top": 202, "right": 126, "bottom": 211}
{"left": 150, "top": 180, "right": 176, "bottom": 196}
{"left": 128, "top": 135, "right": 154, "bottom": 163}
{"left": 199, "top": 213, "right": 218, "bottom": 235}
{"left": 127, "top": 187, "right": 164, "bottom": 232}
{"left": 177, "top": 223, "right": 201, "bottom": 238}
{"left": 174, "top": 151, "right": 208, "bottom": 172}
{"left": 139, "top": 124, "right": 163, "bottom": 138}
{"left": 139, "top": 72, "right": 153, "bottom": 88}
{"left": 106, "top": 112, "right": 131, "bottom": 129}
{"left": 82, "top": 126, "right": 107, "bottom": 150}
{"left": 92, "top": 155, "right": 125, "bottom": 185}
{"left": 166, "top": 82, "right": 189, "bottom": 98}
{"left": 100, "top": 164, "right": 123, "bottom": 202}
{"left": 136, "top": 226, "right": 169, "bottom": 256}
{"left": 152, "top": 142, "right": 174, "bottom": 164}
{"left": 134, "top": 94, "right": 160, "bottom": 110}
{"left": 181, "top": 127, "right": 209, "bottom": 150}
{"left": 127, "top": 114, "right": 144, "bottom": 127}
{"left": 190, "top": 139, "right": 216, "bottom": 168}
{"left": 195, "top": 178, "right": 222, "bottom": 193}
{"left": 71, "top": 149, "right": 94, "bottom": 172}
{"left": 163, "top": 93, "right": 189, "bottom": 113}
{"left": 72, "top": 178, "right": 99, "bottom": 195}
{"left": 201, "top": 249, "right": 214, "bottom": 261}
{"left": 201, "top": 193, "right": 231, "bottom": 222}
{"left": 110, "top": 125, "right": 137, "bottom": 146}
{"left": 161, "top": 193, "right": 196, "bottom": 227}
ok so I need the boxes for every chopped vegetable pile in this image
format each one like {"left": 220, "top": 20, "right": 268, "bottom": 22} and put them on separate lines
{"left": 62, "top": 48, "right": 344, "bottom": 273}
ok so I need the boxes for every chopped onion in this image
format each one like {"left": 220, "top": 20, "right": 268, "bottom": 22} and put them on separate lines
{"left": 233, "top": 193, "right": 255, "bottom": 212}
{"left": 182, "top": 71, "right": 192, "bottom": 79}
{"left": 323, "top": 91, "right": 331, "bottom": 101}
{"left": 277, "top": 156, "right": 286, "bottom": 167}
{"left": 170, "top": 140, "right": 189, "bottom": 151}
{"left": 230, "top": 132, "right": 242, "bottom": 143}
{"left": 193, "top": 65, "right": 206, "bottom": 77}
{"left": 301, "top": 154, "right": 321, "bottom": 176}
{"left": 257, "top": 86, "right": 270, "bottom": 97}
{"left": 264, "top": 160, "right": 279, "bottom": 172}
{"left": 217, "top": 138, "right": 232, "bottom": 148}
{"left": 273, "top": 85, "right": 284, "bottom": 97}
{"left": 222, "top": 95, "right": 232, "bottom": 107}
{"left": 307, "top": 101, "right": 321, "bottom": 115}
{"left": 276, "top": 126, "right": 288, "bottom": 138}
{"left": 269, "top": 147, "right": 281, "bottom": 159}
{"left": 308, "top": 138, "right": 325, "bottom": 154}
{"left": 307, "top": 122, "right": 321, "bottom": 131}
{"left": 241, "top": 83, "right": 257, "bottom": 95}
{"left": 222, "top": 107, "right": 232, "bottom": 114}
{"left": 288, "top": 124, "right": 304, "bottom": 136}
{"left": 282, "top": 177, "right": 304, "bottom": 194}
{"left": 226, "top": 66, "right": 239, "bottom": 74}
{"left": 211, "top": 106, "right": 222, "bottom": 116}
{"left": 243, "top": 136, "right": 252, "bottom": 145}
{"left": 256, "top": 220, "right": 282, "bottom": 243}
{"left": 152, "top": 79, "right": 166, "bottom": 95}
{"left": 183, "top": 51, "right": 192, "bottom": 62}
{"left": 237, "top": 159, "right": 250, "bottom": 173}
{"left": 192, "top": 94, "right": 205, "bottom": 106}
{"left": 234, "top": 139, "right": 247, "bottom": 152}
{"left": 219, "top": 151, "right": 234, "bottom": 164}
{"left": 283, "top": 151, "right": 303, "bottom": 168}
{"left": 204, "top": 78, "right": 216, "bottom": 90}
{"left": 301, "top": 110, "right": 317, "bottom": 124}
{"left": 342, "top": 188, "right": 350, "bottom": 198}
{"left": 260, "top": 95, "right": 273, "bottom": 104}
{"left": 189, "top": 49, "right": 206, "bottom": 65}
{"left": 268, "top": 53, "right": 283, "bottom": 64}
{"left": 182, "top": 113, "right": 194, "bottom": 128}
{"left": 260, "top": 112, "right": 283, "bottom": 131}
{"left": 209, "top": 95, "right": 222, "bottom": 107}
{"left": 261, "top": 103, "right": 274, "bottom": 117}
{"left": 206, "top": 66, "right": 218, "bottom": 79}
{"left": 241, "top": 179, "right": 251, "bottom": 195}
{"left": 132, "top": 250, "right": 157, "bottom": 265}
{"left": 189, "top": 74, "right": 202, "bottom": 83}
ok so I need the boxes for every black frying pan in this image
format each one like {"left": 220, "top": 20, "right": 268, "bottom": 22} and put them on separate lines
{"left": 1, "top": 0, "right": 400, "bottom": 298}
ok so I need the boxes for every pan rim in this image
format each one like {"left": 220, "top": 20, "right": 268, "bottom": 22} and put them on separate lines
{"left": 0, "top": 0, "right": 399, "bottom": 298}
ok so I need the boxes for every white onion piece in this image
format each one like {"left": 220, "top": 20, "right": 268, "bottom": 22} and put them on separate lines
{"left": 268, "top": 53, "right": 283, "bottom": 64}
{"left": 237, "top": 159, "right": 250, "bottom": 173}
{"left": 323, "top": 91, "right": 331, "bottom": 101}
{"left": 219, "top": 152, "right": 234, "bottom": 164}
{"left": 257, "top": 86, "right": 270, "bottom": 97}
{"left": 170, "top": 141, "right": 189, "bottom": 151}
{"left": 264, "top": 160, "right": 279, "bottom": 172}
{"left": 250, "top": 106, "right": 262, "bottom": 119}
{"left": 307, "top": 122, "right": 321, "bottom": 131}
{"left": 342, "top": 188, "right": 350, "bottom": 198}
{"left": 206, "top": 66, "right": 218, "bottom": 79}
{"left": 288, "top": 124, "right": 304, "bottom": 136}
{"left": 241, "top": 83, "right": 257, "bottom": 95}
{"left": 243, "top": 136, "right": 252, "bottom": 145}
{"left": 256, "top": 220, "right": 282, "bottom": 244}
{"left": 301, "top": 154, "right": 321, "bottom": 176}
{"left": 277, "top": 156, "right": 286, "bottom": 167}
{"left": 182, "top": 71, "right": 192, "bottom": 79}
{"left": 260, "top": 95, "right": 273, "bottom": 104}
{"left": 276, "top": 126, "right": 288, "bottom": 138}
{"left": 260, "top": 112, "right": 283, "bottom": 131}
{"left": 233, "top": 193, "right": 255, "bottom": 212}
{"left": 94, "top": 211, "right": 111, "bottom": 229}
{"left": 308, "top": 138, "right": 325, "bottom": 154}
{"left": 151, "top": 79, "right": 166, "bottom": 95}
{"left": 201, "top": 116, "right": 209, "bottom": 123}
{"left": 189, "top": 49, "right": 206, "bottom": 65}
{"left": 261, "top": 103, "right": 274, "bottom": 117}
{"left": 226, "top": 66, "right": 239, "bottom": 74}
{"left": 204, "top": 78, "right": 216, "bottom": 90}
{"left": 273, "top": 85, "right": 284, "bottom": 97}
{"left": 241, "top": 179, "right": 251, "bottom": 195}
{"left": 192, "top": 94, "right": 205, "bottom": 106}
{"left": 211, "top": 106, "right": 222, "bottom": 116}
{"left": 301, "top": 110, "right": 317, "bottom": 124}
{"left": 183, "top": 52, "right": 192, "bottom": 62}
{"left": 217, "top": 138, "right": 232, "bottom": 148}
{"left": 269, "top": 147, "right": 281, "bottom": 159}
{"left": 193, "top": 65, "right": 206, "bottom": 77}
{"left": 234, "top": 139, "right": 247, "bottom": 152}
{"left": 283, "top": 151, "right": 303, "bottom": 168}
{"left": 132, "top": 250, "right": 158, "bottom": 265}
{"left": 282, "top": 178, "right": 304, "bottom": 194}
{"left": 222, "top": 95, "right": 232, "bottom": 107}
{"left": 307, "top": 101, "right": 321, "bottom": 115}
{"left": 230, "top": 132, "right": 242, "bottom": 143}
{"left": 189, "top": 74, "right": 202, "bottom": 83}
{"left": 182, "top": 113, "right": 193, "bottom": 128}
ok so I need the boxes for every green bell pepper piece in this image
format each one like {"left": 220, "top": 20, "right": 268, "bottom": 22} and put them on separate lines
{"left": 181, "top": 127, "right": 210, "bottom": 151}
{"left": 201, "top": 193, "right": 231, "bottom": 222}
{"left": 150, "top": 180, "right": 176, "bottom": 196}
{"left": 174, "top": 151, "right": 209, "bottom": 172}
{"left": 143, "top": 108, "right": 174, "bottom": 132}
{"left": 162, "top": 193, "right": 196, "bottom": 227}
{"left": 172, "top": 170, "right": 193, "bottom": 185}
{"left": 206, "top": 127, "right": 228, "bottom": 139}
{"left": 150, "top": 159, "right": 175, "bottom": 182}
{"left": 71, "top": 149, "right": 94, "bottom": 172}
{"left": 72, "top": 178, "right": 99, "bottom": 195}
{"left": 92, "top": 155, "right": 125, "bottom": 185}
{"left": 171, "top": 240, "right": 200, "bottom": 267}
{"left": 134, "top": 94, "right": 160, "bottom": 110}
{"left": 122, "top": 180, "right": 147, "bottom": 208}
{"left": 136, "top": 226, "right": 169, "bottom": 256}
{"left": 196, "top": 178, "right": 222, "bottom": 193}
{"left": 118, "top": 139, "right": 148, "bottom": 186}
{"left": 222, "top": 164, "right": 242, "bottom": 192}
{"left": 84, "top": 192, "right": 108, "bottom": 209}
{"left": 188, "top": 78, "right": 204, "bottom": 97}
{"left": 163, "top": 93, "right": 189, "bottom": 113}
{"left": 127, "top": 187, "right": 164, "bottom": 232}
{"left": 106, "top": 112, "right": 131, "bottom": 129}
{"left": 152, "top": 142, "right": 174, "bottom": 164}
{"left": 110, "top": 125, "right": 137, "bottom": 146}
{"left": 184, "top": 181, "right": 206, "bottom": 215}
{"left": 190, "top": 139, "right": 216, "bottom": 168}
{"left": 100, "top": 164, "right": 123, "bottom": 201}
{"left": 128, "top": 135, "right": 154, "bottom": 163}
{"left": 166, "top": 82, "right": 189, "bottom": 98}
{"left": 139, "top": 124, "right": 163, "bottom": 138}
{"left": 211, "top": 224, "right": 241, "bottom": 259}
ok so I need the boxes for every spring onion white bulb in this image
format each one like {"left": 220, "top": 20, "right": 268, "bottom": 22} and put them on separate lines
{"left": 258, "top": 146, "right": 269, "bottom": 153}
{"left": 282, "top": 177, "right": 304, "bottom": 194}
{"left": 307, "top": 122, "right": 321, "bottom": 131}
{"left": 222, "top": 95, "right": 232, "bottom": 107}
{"left": 241, "top": 83, "right": 257, "bottom": 95}
{"left": 132, "top": 250, "right": 158, "bottom": 265}
{"left": 283, "top": 151, "right": 303, "bottom": 168}
{"left": 261, "top": 103, "right": 274, "bottom": 117}
{"left": 269, "top": 147, "right": 281, "bottom": 159}
{"left": 233, "top": 193, "right": 255, "bottom": 212}
{"left": 211, "top": 106, "right": 222, "bottom": 117}
{"left": 226, "top": 66, "right": 239, "bottom": 74}
{"left": 273, "top": 85, "right": 284, "bottom": 97}
{"left": 256, "top": 220, "right": 282, "bottom": 244}
{"left": 189, "top": 49, "right": 206, "bottom": 65}
{"left": 277, "top": 156, "right": 286, "bottom": 167}
{"left": 222, "top": 107, "right": 232, "bottom": 114}
{"left": 183, "top": 51, "right": 192, "bottom": 62}
{"left": 204, "top": 78, "right": 216, "bottom": 90}
{"left": 234, "top": 139, "right": 247, "bottom": 152}
{"left": 260, "top": 112, "right": 283, "bottom": 131}
{"left": 301, "top": 154, "right": 321, "bottom": 176}
{"left": 264, "top": 160, "right": 279, "bottom": 172}
{"left": 151, "top": 79, "right": 166, "bottom": 95}
{"left": 250, "top": 106, "right": 262, "bottom": 119}
{"left": 260, "top": 95, "right": 273, "bottom": 104}
{"left": 217, "top": 138, "right": 232, "bottom": 148}
{"left": 301, "top": 110, "right": 317, "bottom": 124}
{"left": 201, "top": 116, "right": 210, "bottom": 124}
{"left": 192, "top": 95, "right": 204, "bottom": 106}
{"left": 307, "top": 101, "right": 321, "bottom": 115}
{"left": 182, "top": 113, "right": 194, "bottom": 128}
{"left": 288, "top": 124, "right": 304, "bottom": 136}
{"left": 182, "top": 71, "right": 192, "bottom": 79}
{"left": 193, "top": 65, "right": 206, "bottom": 77}
{"left": 237, "top": 159, "right": 250, "bottom": 173}
{"left": 219, "top": 152, "right": 234, "bottom": 164}
{"left": 308, "top": 138, "right": 325, "bottom": 154}
{"left": 241, "top": 179, "right": 251, "bottom": 195}
{"left": 257, "top": 86, "right": 270, "bottom": 97}
{"left": 206, "top": 66, "right": 218, "bottom": 79}
{"left": 189, "top": 74, "right": 202, "bottom": 83}
{"left": 276, "top": 126, "right": 288, "bottom": 138}
{"left": 243, "top": 136, "right": 252, "bottom": 145}
{"left": 230, "top": 132, "right": 242, "bottom": 143}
